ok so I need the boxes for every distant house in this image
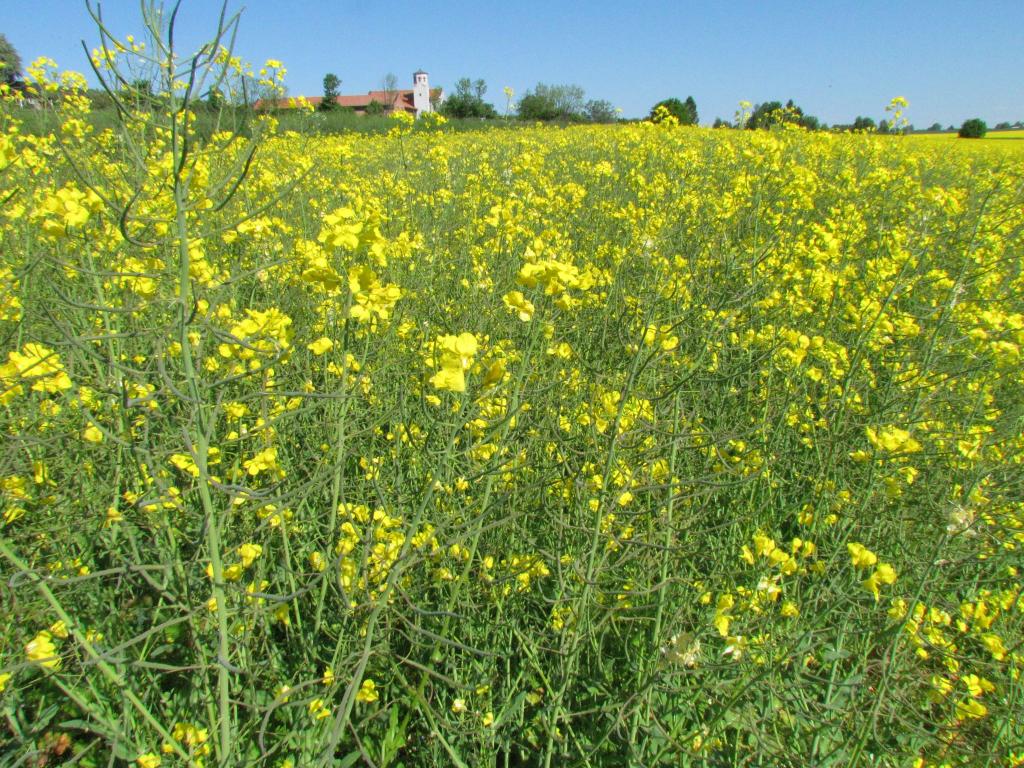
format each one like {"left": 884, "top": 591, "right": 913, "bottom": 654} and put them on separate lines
{"left": 256, "top": 71, "right": 443, "bottom": 117}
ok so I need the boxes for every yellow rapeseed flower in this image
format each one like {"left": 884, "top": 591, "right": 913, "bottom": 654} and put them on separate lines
{"left": 307, "top": 336, "right": 333, "bottom": 355}
{"left": 429, "top": 333, "right": 478, "bottom": 393}
{"left": 847, "top": 542, "right": 878, "bottom": 569}
{"left": 955, "top": 698, "right": 987, "bottom": 720}
{"left": 502, "top": 290, "right": 535, "bottom": 321}
{"left": 3, "top": 344, "right": 72, "bottom": 394}
{"left": 356, "top": 678, "right": 379, "bottom": 703}
{"left": 237, "top": 542, "right": 263, "bottom": 568}
{"left": 25, "top": 630, "right": 60, "bottom": 669}
{"left": 862, "top": 562, "right": 897, "bottom": 600}
{"left": 865, "top": 426, "right": 922, "bottom": 454}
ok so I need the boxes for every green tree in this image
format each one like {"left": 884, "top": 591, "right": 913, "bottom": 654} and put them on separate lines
{"left": 365, "top": 99, "right": 385, "bottom": 115}
{"left": 440, "top": 77, "right": 497, "bottom": 119}
{"left": 745, "top": 100, "right": 820, "bottom": 131}
{"left": 518, "top": 83, "right": 585, "bottom": 121}
{"left": 652, "top": 98, "right": 686, "bottom": 122}
{"left": 799, "top": 114, "right": 820, "bottom": 130}
{"left": 583, "top": 99, "right": 617, "bottom": 123}
{"left": 649, "top": 97, "right": 697, "bottom": 125}
{"left": 852, "top": 116, "right": 877, "bottom": 131}
{"left": 0, "top": 33, "right": 21, "bottom": 86}
{"left": 746, "top": 101, "right": 784, "bottom": 130}
{"left": 320, "top": 73, "right": 340, "bottom": 111}
{"left": 958, "top": 118, "right": 987, "bottom": 138}
{"left": 683, "top": 96, "right": 698, "bottom": 124}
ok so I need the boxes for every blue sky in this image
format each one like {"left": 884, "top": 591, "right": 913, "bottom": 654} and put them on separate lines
{"left": 4, "top": 0, "right": 1022, "bottom": 125}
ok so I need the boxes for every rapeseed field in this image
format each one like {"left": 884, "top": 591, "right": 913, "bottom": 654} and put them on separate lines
{"left": 1, "top": 39, "right": 1022, "bottom": 768}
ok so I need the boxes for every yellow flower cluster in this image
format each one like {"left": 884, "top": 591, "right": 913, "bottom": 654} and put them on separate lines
{"left": 24, "top": 629, "right": 60, "bottom": 670}
{"left": 347, "top": 266, "right": 402, "bottom": 323}
{"left": 162, "top": 722, "right": 209, "bottom": 760}
{"left": 34, "top": 183, "right": 103, "bottom": 238}
{"left": 1, "top": 344, "right": 72, "bottom": 402}
{"left": 848, "top": 543, "right": 898, "bottom": 600}
{"left": 222, "top": 308, "right": 293, "bottom": 362}
{"left": 427, "top": 332, "right": 478, "bottom": 393}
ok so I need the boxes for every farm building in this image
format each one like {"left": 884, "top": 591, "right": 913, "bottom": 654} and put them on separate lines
{"left": 255, "top": 70, "right": 443, "bottom": 117}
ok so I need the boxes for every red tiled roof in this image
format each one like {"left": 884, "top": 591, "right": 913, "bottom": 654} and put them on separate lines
{"left": 255, "top": 88, "right": 442, "bottom": 112}
{"left": 339, "top": 89, "right": 413, "bottom": 108}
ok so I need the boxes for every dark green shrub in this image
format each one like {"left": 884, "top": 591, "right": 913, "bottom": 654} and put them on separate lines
{"left": 958, "top": 118, "right": 987, "bottom": 138}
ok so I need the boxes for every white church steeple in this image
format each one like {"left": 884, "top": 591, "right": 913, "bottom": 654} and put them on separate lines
{"left": 412, "top": 70, "right": 432, "bottom": 116}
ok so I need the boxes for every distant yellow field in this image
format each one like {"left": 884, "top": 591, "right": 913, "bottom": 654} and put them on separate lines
{"left": 912, "top": 129, "right": 1024, "bottom": 139}
{"left": 906, "top": 129, "right": 1024, "bottom": 153}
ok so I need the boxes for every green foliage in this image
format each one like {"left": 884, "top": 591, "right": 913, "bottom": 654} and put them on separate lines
{"left": 206, "top": 86, "right": 225, "bottom": 111}
{"left": 684, "top": 96, "right": 698, "bottom": 125}
{"left": 85, "top": 88, "right": 116, "bottom": 111}
{"left": 747, "top": 99, "right": 820, "bottom": 131}
{"left": 365, "top": 99, "right": 385, "bottom": 115}
{"left": 958, "top": 118, "right": 987, "bottom": 138}
{"left": 583, "top": 99, "right": 617, "bottom": 123}
{"left": 649, "top": 97, "right": 697, "bottom": 125}
{"left": 440, "top": 77, "right": 497, "bottom": 119}
{"left": 799, "top": 113, "right": 821, "bottom": 131}
{"left": 0, "top": 33, "right": 21, "bottom": 86}
{"left": 320, "top": 72, "right": 340, "bottom": 111}
{"left": 652, "top": 99, "right": 684, "bottom": 122}
{"left": 517, "top": 82, "right": 585, "bottom": 121}
{"left": 746, "top": 101, "right": 783, "bottom": 129}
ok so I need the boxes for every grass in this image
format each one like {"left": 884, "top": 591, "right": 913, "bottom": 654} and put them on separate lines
{"left": 11, "top": 103, "right": 530, "bottom": 138}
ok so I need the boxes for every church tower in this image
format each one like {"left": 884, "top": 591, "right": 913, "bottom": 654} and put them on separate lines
{"left": 412, "top": 70, "right": 432, "bottom": 116}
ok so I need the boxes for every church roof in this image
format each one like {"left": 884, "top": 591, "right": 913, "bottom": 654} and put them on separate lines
{"left": 254, "top": 87, "right": 443, "bottom": 112}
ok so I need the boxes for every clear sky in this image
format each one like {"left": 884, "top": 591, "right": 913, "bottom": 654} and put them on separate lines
{"left": 4, "top": 0, "right": 1022, "bottom": 126}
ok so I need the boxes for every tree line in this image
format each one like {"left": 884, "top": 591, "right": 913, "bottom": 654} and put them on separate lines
{"left": 3, "top": 31, "right": 1017, "bottom": 136}
{"left": 437, "top": 78, "right": 621, "bottom": 123}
